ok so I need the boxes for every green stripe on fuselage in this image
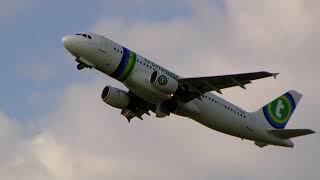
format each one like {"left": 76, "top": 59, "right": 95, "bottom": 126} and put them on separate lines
{"left": 119, "top": 51, "right": 136, "bottom": 81}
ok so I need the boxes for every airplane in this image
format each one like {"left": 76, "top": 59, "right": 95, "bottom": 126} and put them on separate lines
{"left": 62, "top": 32, "right": 315, "bottom": 148}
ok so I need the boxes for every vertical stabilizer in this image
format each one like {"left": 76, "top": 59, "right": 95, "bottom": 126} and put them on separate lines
{"left": 255, "top": 90, "right": 302, "bottom": 129}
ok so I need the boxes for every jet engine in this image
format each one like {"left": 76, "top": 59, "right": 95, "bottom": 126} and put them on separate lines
{"left": 150, "top": 71, "right": 179, "bottom": 95}
{"left": 101, "top": 86, "right": 130, "bottom": 109}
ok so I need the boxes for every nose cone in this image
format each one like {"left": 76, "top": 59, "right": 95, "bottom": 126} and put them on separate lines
{"left": 62, "top": 36, "right": 73, "bottom": 51}
{"left": 62, "top": 35, "right": 82, "bottom": 57}
{"left": 62, "top": 34, "right": 96, "bottom": 59}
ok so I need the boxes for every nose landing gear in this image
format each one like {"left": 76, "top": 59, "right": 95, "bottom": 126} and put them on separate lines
{"left": 77, "top": 63, "right": 86, "bottom": 70}
{"left": 75, "top": 57, "right": 95, "bottom": 70}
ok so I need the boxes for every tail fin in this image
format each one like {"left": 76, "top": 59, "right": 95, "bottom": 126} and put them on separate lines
{"left": 256, "top": 90, "right": 302, "bottom": 129}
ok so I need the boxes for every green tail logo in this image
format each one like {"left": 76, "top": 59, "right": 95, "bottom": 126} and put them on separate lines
{"left": 263, "top": 92, "right": 296, "bottom": 129}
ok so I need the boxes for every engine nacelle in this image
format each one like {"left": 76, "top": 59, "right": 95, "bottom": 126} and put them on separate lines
{"left": 150, "top": 71, "right": 179, "bottom": 95}
{"left": 101, "top": 86, "right": 130, "bottom": 109}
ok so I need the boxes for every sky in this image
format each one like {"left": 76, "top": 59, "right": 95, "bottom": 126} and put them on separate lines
{"left": 0, "top": 0, "right": 319, "bottom": 179}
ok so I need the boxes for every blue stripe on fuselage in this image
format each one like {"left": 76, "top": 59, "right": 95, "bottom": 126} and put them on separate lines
{"left": 110, "top": 48, "right": 130, "bottom": 79}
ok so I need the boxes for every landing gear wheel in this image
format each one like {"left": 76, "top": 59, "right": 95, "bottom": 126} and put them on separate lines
{"left": 77, "top": 63, "right": 85, "bottom": 70}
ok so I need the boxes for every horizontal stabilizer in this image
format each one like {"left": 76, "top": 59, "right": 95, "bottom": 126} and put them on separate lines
{"left": 268, "top": 129, "right": 316, "bottom": 139}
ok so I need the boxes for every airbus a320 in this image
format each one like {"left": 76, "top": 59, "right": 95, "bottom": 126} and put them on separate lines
{"left": 62, "top": 32, "right": 315, "bottom": 148}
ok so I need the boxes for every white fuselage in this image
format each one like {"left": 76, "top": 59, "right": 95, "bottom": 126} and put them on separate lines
{"left": 62, "top": 32, "right": 293, "bottom": 147}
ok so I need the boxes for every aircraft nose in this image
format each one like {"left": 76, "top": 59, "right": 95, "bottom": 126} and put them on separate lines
{"left": 62, "top": 36, "right": 73, "bottom": 50}
{"left": 62, "top": 35, "right": 80, "bottom": 56}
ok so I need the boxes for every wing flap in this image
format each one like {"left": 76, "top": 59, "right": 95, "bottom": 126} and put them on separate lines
{"left": 268, "top": 129, "right": 316, "bottom": 139}
{"left": 255, "top": 141, "right": 269, "bottom": 148}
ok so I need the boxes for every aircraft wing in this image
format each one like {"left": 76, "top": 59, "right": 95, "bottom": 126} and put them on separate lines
{"left": 179, "top": 71, "right": 278, "bottom": 99}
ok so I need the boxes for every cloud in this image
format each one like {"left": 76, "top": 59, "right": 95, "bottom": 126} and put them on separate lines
{"left": 17, "top": 63, "right": 59, "bottom": 82}
{"left": 90, "top": 0, "right": 320, "bottom": 110}
{"left": 89, "top": 0, "right": 320, "bottom": 178}
{"left": 1, "top": 0, "right": 320, "bottom": 180}
{"left": 0, "top": 0, "right": 32, "bottom": 18}
{"left": 0, "top": 0, "right": 16, "bottom": 16}
{"left": 0, "top": 76, "right": 319, "bottom": 180}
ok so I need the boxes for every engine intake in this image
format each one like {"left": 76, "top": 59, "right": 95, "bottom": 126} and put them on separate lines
{"left": 150, "top": 71, "right": 179, "bottom": 95}
{"left": 101, "top": 86, "right": 130, "bottom": 109}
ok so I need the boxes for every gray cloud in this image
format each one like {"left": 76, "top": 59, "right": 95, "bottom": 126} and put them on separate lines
{"left": 1, "top": 0, "right": 320, "bottom": 180}
{"left": 91, "top": 0, "right": 320, "bottom": 110}
{"left": 17, "top": 63, "right": 59, "bottom": 82}
{"left": 1, "top": 79, "right": 319, "bottom": 180}
{"left": 1, "top": 77, "right": 320, "bottom": 180}
{"left": 0, "top": 0, "right": 33, "bottom": 18}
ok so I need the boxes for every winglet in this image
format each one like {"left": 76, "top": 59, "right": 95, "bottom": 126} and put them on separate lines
{"left": 272, "top": 73, "right": 279, "bottom": 79}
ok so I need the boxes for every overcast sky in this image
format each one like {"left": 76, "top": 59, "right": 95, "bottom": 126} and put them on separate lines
{"left": 0, "top": 0, "right": 319, "bottom": 179}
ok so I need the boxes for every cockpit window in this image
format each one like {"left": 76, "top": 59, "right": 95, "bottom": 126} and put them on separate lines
{"left": 75, "top": 33, "right": 92, "bottom": 40}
